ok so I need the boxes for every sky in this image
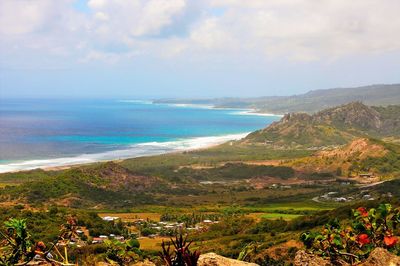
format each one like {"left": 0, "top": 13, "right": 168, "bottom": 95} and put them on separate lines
{"left": 1, "top": 0, "right": 400, "bottom": 99}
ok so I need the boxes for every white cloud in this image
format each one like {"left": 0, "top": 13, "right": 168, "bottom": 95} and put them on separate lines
{"left": 192, "top": 0, "right": 400, "bottom": 60}
{"left": 94, "top": 12, "right": 109, "bottom": 21}
{"left": 189, "top": 18, "right": 234, "bottom": 50}
{"left": 132, "top": 0, "right": 187, "bottom": 36}
{"left": 0, "top": 0, "right": 56, "bottom": 35}
{"left": 87, "top": 0, "right": 187, "bottom": 38}
{"left": 88, "top": 0, "right": 107, "bottom": 9}
{"left": 1, "top": 0, "right": 400, "bottom": 65}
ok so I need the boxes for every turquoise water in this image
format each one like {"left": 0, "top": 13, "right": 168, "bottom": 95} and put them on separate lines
{"left": 0, "top": 99, "right": 280, "bottom": 172}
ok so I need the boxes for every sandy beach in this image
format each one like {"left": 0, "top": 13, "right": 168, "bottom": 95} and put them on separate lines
{"left": 0, "top": 132, "right": 249, "bottom": 174}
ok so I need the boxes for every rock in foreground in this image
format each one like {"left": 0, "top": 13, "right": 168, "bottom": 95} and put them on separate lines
{"left": 294, "top": 248, "right": 400, "bottom": 266}
{"left": 198, "top": 253, "right": 259, "bottom": 266}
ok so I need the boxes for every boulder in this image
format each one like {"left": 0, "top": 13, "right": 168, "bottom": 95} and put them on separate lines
{"left": 360, "top": 248, "right": 400, "bottom": 266}
{"left": 198, "top": 253, "right": 259, "bottom": 266}
{"left": 294, "top": 250, "right": 334, "bottom": 266}
{"left": 294, "top": 248, "right": 400, "bottom": 266}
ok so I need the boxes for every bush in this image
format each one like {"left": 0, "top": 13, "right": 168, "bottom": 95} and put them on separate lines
{"left": 300, "top": 203, "right": 400, "bottom": 264}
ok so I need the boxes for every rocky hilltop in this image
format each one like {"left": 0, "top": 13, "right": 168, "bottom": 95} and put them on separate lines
{"left": 244, "top": 102, "right": 400, "bottom": 148}
{"left": 314, "top": 102, "right": 382, "bottom": 130}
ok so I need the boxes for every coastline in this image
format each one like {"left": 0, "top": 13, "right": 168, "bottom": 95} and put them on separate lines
{"left": 0, "top": 99, "right": 284, "bottom": 174}
{"left": 148, "top": 100, "right": 285, "bottom": 117}
{"left": 0, "top": 132, "right": 249, "bottom": 174}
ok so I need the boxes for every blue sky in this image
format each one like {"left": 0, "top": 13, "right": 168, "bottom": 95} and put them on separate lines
{"left": 1, "top": 0, "right": 400, "bottom": 99}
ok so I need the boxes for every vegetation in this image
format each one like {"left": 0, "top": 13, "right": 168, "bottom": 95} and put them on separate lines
{"left": 0, "top": 218, "right": 32, "bottom": 265}
{"left": 356, "top": 141, "right": 400, "bottom": 176}
{"left": 0, "top": 215, "right": 147, "bottom": 265}
{"left": 0, "top": 102, "right": 399, "bottom": 264}
{"left": 0, "top": 206, "right": 126, "bottom": 243}
{"left": 104, "top": 238, "right": 141, "bottom": 265}
{"left": 0, "top": 159, "right": 304, "bottom": 209}
{"left": 301, "top": 204, "right": 400, "bottom": 264}
{"left": 175, "top": 163, "right": 294, "bottom": 181}
{"left": 244, "top": 102, "right": 400, "bottom": 148}
{"left": 160, "top": 234, "right": 200, "bottom": 266}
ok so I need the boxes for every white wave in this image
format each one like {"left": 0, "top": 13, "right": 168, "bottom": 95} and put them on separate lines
{"left": 230, "top": 109, "right": 284, "bottom": 117}
{"left": 159, "top": 103, "right": 216, "bottom": 109}
{"left": 0, "top": 133, "right": 249, "bottom": 173}
{"left": 156, "top": 102, "right": 283, "bottom": 117}
{"left": 118, "top": 100, "right": 283, "bottom": 117}
{"left": 120, "top": 100, "right": 218, "bottom": 110}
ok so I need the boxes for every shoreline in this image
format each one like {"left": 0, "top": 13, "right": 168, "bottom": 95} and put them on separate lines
{"left": 0, "top": 100, "right": 284, "bottom": 174}
{"left": 0, "top": 132, "right": 249, "bottom": 174}
{"left": 143, "top": 100, "right": 285, "bottom": 117}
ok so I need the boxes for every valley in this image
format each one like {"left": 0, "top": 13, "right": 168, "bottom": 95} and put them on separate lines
{"left": 0, "top": 101, "right": 399, "bottom": 265}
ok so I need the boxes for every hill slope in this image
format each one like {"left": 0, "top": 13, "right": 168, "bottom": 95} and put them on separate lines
{"left": 0, "top": 162, "right": 167, "bottom": 208}
{"left": 243, "top": 102, "right": 400, "bottom": 148}
{"left": 286, "top": 138, "right": 400, "bottom": 177}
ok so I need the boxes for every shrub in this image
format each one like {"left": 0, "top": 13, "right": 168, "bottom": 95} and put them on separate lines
{"left": 0, "top": 218, "right": 33, "bottom": 265}
{"left": 300, "top": 203, "right": 400, "bottom": 264}
{"left": 104, "top": 238, "right": 140, "bottom": 265}
{"left": 160, "top": 233, "right": 200, "bottom": 266}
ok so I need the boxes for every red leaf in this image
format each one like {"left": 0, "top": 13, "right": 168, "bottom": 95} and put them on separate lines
{"left": 384, "top": 236, "right": 398, "bottom": 248}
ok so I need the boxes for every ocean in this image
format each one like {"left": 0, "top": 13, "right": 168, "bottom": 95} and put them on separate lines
{"left": 0, "top": 99, "right": 280, "bottom": 173}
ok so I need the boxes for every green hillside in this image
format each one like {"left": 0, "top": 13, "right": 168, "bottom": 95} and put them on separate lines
{"left": 1, "top": 102, "right": 400, "bottom": 265}
{"left": 244, "top": 102, "right": 400, "bottom": 148}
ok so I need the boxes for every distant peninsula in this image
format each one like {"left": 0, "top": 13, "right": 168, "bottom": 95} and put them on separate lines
{"left": 154, "top": 83, "right": 400, "bottom": 114}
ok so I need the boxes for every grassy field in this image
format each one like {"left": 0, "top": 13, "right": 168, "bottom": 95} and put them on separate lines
{"left": 0, "top": 182, "right": 20, "bottom": 188}
{"left": 259, "top": 213, "right": 303, "bottom": 220}
{"left": 246, "top": 212, "right": 304, "bottom": 221}
{"left": 97, "top": 199, "right": 339, "bottom": 222}
{"left": 243, "top": 201, "right": 339, "bottom": 212}
{"left": 138, "top": 237, "right": 170, "bottom": 251}
{"left": 120, "top": 143, "right": 313, "bottom": 172}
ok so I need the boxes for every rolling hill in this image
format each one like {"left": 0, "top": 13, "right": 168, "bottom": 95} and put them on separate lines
{"left": 0, "top": 162, "right": 168, "bottom": 208}
{"left": 243, "top": 102, "right": 400, "bottom": 148}
{"left": 285, "top": 138, "right": 400, "bottom": 178}
{"left": 1, "top": 102, "right": 399, "bottom": 209}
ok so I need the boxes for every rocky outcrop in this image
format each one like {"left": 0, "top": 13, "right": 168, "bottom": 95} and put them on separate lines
{"left": 198, "top": 253, "right": 259, "bottom": 266}
{"left": 361, "top": 248, "right": 400, "bottom": 266}
{"left": 243, "top": 102, "right": 400, "bottom": 148}
{"left": 294, "top": 248, "right": 400, "bottom": 266}
{"left": 315, "top": 102, "right": 382, "bottom": 130}
{"left": 91, "top": 253, "right": 259, "bottom": 266}
{"left": 294, "top": 250, "right": 334, "bottom": 266}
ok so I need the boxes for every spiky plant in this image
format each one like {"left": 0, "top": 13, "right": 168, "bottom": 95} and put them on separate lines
{"left": 160, "top": 233, "right": 200, "bottom": 266}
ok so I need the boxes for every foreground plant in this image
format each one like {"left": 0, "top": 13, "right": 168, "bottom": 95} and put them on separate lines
{"left": 0, "top": 216, "right": 83, "bottom": 265}
{"left": 300, "top": 203, "right": 400, "bottom": 264}
{"left": 0, "top": 218, "right": 33, "bottom": 265}
{"left": 104, "top": 238, "right": 140, "bottom": 266}
{"left": 160, "top": 233, "right": 200, "bottom": 266}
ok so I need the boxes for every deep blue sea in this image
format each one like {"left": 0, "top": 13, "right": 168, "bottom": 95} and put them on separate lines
{"left": 0, "top": 99, "right": 280, "bottom": 172}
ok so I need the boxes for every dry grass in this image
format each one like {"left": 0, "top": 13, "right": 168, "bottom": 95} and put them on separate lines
{"left": 0, "top": 182, "right": 20, "bottom": 188}
{"left": 138, "top": 237, "right": 170, "bottom": 251}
